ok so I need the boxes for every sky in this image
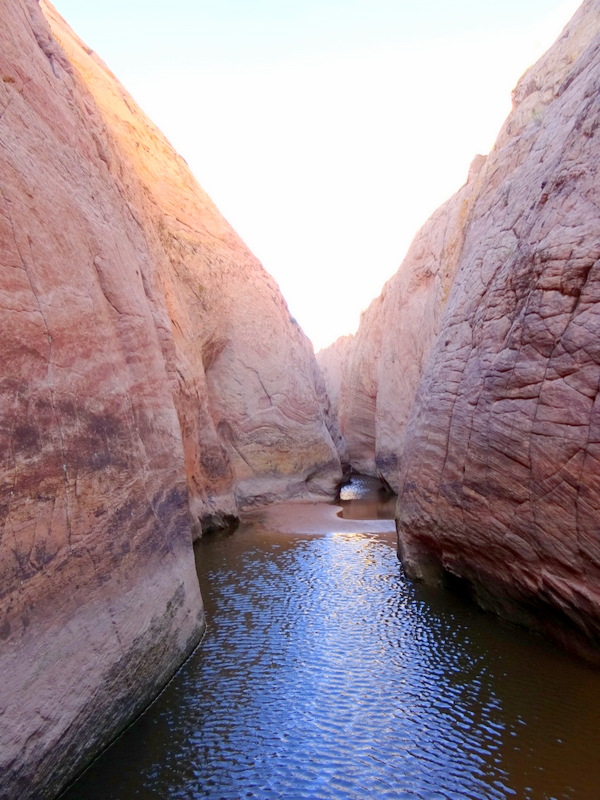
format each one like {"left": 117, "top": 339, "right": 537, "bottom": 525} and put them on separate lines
{"left": 51, "top": 0, "right": 582, "bottom": 351}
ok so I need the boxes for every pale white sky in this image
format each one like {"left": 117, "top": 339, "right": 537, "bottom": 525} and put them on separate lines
{"left": 51, "top": 0, "right": 581, "bottom": 350}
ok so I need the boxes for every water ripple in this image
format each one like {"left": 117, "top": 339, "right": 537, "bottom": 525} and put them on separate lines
{"left": 64, "top": 489, "right": 600, "bottom": 800}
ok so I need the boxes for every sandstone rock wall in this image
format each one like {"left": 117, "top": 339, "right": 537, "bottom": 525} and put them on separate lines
{"left": 317, "top": 334, "right": 352, "bottom": 420}
{"left": 42, "top": 1, "right": 342, "bottom": 520}
{"left": 315, "top": 334, "right": 352, "bottom": 471}
{"left": 0, "top": 1, "right": 204, "bottom": 795}
{"left": 397, "top": 0, "right": 600, "bottom": 659}
{"left": 319, "top": 154, "right": 486, "bottom": 487}
{"left": 0, "top": 2, "right": 340, "bottom": 797}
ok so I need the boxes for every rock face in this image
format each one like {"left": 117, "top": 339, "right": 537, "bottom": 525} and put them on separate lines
{"left": 396, "top": 0, "right": 600, "bottom": 660}
{"left": 42, "top": 2, "right": 341, "bottom": 520}
{"left": 0, "top": 1, "right": 340, "bottom": 797}
{"left": 318, "top": 155, "right": 486, "bottom": 487}
{"left": 317, "top": 334, "right": 352, "bottom": 422}
{"left": 315, "top": 335, "right": 351, "bottom": 472}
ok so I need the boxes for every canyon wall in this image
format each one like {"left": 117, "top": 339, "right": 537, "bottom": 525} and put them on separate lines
{"left": 315, "top": 334, "right": 351, "bottom": 472}
{"left": 318, "top": 157, "right": 485, "bottom": 486}
{"left": 42, "top": 1, "right": 341, "bottom": 521}
{"left": 319, "top": 0, "right": 600, "bottom": 658}
{"left": 0, "top": 1, "right": 341, "bottom": 797}
{"left": 396, "top": 0, "right": 600, "bottom": 659}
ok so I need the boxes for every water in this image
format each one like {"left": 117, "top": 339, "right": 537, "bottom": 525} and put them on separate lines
{"left": 62, "top": 477, "right": 600, "bottom": 800}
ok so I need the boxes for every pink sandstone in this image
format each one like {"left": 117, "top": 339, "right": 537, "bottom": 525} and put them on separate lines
{"left": 318, "top": 158, "right": 485, "bottom": 486}
{"left": 42, "top": 2, "right": 342, "bottom": 520}
{"left": 0, "top": 1, "right": 341, "bottom": 797}
{"left": 319, "top": 0, "right": 600, "bottom": 660}
{"left": 396, "top": 0, "right": 600, "bottom": 660}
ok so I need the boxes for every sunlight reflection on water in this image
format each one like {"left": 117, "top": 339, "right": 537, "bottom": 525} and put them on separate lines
{"left": 63, "top": 478, "right": 600, "bottom": 800}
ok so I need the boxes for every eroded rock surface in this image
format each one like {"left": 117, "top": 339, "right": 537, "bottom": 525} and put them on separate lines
{"left": 315, "top": 335, "right": 351, "bottom": 472}
{"left": 0, "top": 1, "right": 340, "bottom": 797}
{"left": 397, "top": 0, "right": 600, "bottom": 659}
{"left": 42, "top": 2, "right": 341, "bottom": 519}
{"left": 319, "top": 154, "right": 486, "bottom": 487}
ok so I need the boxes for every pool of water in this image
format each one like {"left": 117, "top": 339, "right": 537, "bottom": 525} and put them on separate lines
{"left": 62, "top": 477, "right": 600, "bottom": 799}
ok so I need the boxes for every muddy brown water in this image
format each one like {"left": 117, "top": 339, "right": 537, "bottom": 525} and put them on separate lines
{"left": 62, "top": 476, "right": 600, "bottom": 799}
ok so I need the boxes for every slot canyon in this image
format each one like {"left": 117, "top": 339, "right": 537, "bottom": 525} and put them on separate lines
{"left": 1, "top": 0, "right": 600, "bottom": 798}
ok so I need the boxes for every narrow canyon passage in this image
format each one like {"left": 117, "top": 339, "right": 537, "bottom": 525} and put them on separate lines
{"left": 62, "top": 479, "right": 600, "bottom": 800}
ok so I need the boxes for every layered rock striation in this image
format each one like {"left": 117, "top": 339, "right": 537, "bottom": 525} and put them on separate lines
{"left": 396, "top": 0, "right": 600, "bottom": 659}
{"left": 0, "top": 1, "right": 340, "bottom": 797}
